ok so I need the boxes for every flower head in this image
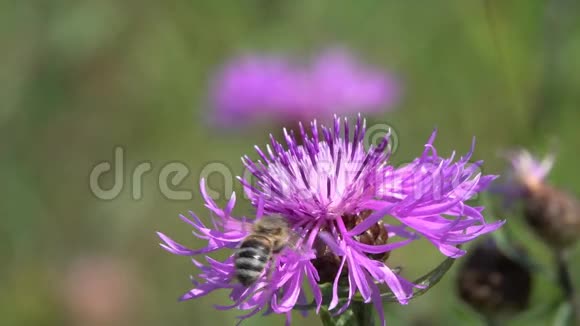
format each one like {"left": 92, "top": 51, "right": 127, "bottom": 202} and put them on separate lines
{"left": 158, "top": 115, "right": 503, "bottom": 325}
{"left": 456, "top": 238, "right": 532, "bottom": 318}
{"left": 499, "top": 150, "right": 580, "bottom": 249}
{"left": 209, "top": 49, "right": 399, "bottom": 127}
{"left": 505, "top": 149, "right": 555, "bottom": 194}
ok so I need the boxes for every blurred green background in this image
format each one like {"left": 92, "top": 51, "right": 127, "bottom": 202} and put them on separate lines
{"left": 2, "top": 1, "right": 580, "bottom": 325}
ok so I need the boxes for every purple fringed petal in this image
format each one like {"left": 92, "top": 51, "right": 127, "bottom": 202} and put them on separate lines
{"left": 492, "top": 149, "right": 556, "bottom": 208}
{"left": 179, "top": 282, "right": 220, "bottom": 301}
{"left": 354, "top": 238, "right": 415, "bottom": 254}
{"left": 305, "top": 263, "right": 323, "bottom": 312}
{"left": 368, "top": 277, "right": 387, "bottom": 326}
{"left": 329, "top": 255, "right": 347, "bottom": 310}
{"left": 271, "top": 270, "right": 303, "bottom": 312}
{"left": 346, "top": 249, "right": 372, "bottom": 301}
{"left": 318, "top": 230, "right": 345, "bottom": 256}
{"left": 375, "top": 263, "right": 416, "bottom": 304}
{"left": 347, "top": 204, "right": 397, "bottom": 236}
{"left": 506, "top": 149, "right": 554, "bottom": 182}
{"left": 157, "top": 232, "right": 200, "bottom": 256}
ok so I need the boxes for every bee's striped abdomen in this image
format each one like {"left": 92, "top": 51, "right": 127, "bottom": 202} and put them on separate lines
{"left": 234, "top": 237, "right": 271, "bottom": 286}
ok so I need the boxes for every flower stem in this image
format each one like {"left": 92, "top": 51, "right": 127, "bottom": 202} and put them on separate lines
{"left": 555, "top": 250, "right": 579, "bottom": 324}
{"left": 319, "top": 302, "right": 375, "bottom": 326}
{"left": 484, "top": 315, "right": 500, "bottom": 326}
{"left": 352, "top": 301, "right": 375, "bottom": 326}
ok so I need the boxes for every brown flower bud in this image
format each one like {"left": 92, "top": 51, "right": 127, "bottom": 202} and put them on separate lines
{"left": 522, "top": 183, "right": 580, "bottom": 250}
{"left": 456, "top": 239, "right": 532, "bottom": 318}
{"left": 311, "top": 210, "right": 390, "bottom": 284}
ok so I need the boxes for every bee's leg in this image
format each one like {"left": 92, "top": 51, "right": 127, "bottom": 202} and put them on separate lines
{"left": 266, "top": 256, "right": 277, "bottom": 281}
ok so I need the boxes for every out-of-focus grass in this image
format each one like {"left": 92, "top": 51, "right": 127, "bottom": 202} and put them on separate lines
{"left": 1, "top": 1, "right": 580, "bottom": 325}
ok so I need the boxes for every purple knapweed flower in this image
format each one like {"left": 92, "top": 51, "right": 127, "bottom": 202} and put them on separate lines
{"left": 158, "top": 115, "right": 503, "bottom": 325}
{"left": 506, "top": 149, "right": 554, "bottom": 194}
{"left": 209, "top": 49, "right": 399, "bottom": 127}
{"left": 492, "top": 150, "right": 555, "bottom": 207}
{"left": 497, "top": 150, "right": 580, "bottom": 249}
{"left": 210, "top": 55, "right": 299, "bottom": 126}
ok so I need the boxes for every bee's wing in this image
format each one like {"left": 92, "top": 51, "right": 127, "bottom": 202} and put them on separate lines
{"left": 286, "top": 229, "right": 301, "bottom": 248}
{"left": 238, "top": 216, "right": 256, "bottom": 234}
{"left": 283, "top": 228, "right": 312, "bottom": 256}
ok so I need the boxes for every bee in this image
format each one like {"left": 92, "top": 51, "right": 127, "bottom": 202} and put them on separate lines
{"left": 234, "top": 215, "right": 295, "bottom": 287}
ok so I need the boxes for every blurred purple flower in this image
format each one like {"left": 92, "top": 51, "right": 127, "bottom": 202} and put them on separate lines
{"left": 496, "top": 150, "right": 580, "bottom": 249}
{"left": 210, "top": 50, "right": 399, "bottom": 126}
{"left": 493, "top": 149, "right": 555, "bottom": 205}
{"left": 506, "top": 149, "right": 554, "bottom": 192}
{"left": 158, "top": 115, "right": 502, "bottom": 325}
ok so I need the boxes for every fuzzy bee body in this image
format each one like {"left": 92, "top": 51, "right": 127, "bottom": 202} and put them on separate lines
{"left": 234, "top": 216, "right": 291, "bottom": 286}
